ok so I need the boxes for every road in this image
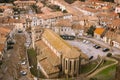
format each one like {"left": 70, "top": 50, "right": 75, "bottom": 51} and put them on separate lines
{"left": 0, "top": 32, "right": 33, "bottom": 80}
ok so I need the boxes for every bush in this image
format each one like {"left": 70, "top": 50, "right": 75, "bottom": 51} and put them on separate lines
{"left": 106, "top": 53, "right": 112, "bottom": 57}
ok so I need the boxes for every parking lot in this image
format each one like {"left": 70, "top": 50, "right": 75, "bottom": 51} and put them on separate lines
{"left": 67, "top": 39, "right": 117, "bottom": 60}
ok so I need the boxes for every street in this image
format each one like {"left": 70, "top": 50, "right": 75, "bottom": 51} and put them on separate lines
{"left": 0, "top": 31, "right": 33, "bottom": 80}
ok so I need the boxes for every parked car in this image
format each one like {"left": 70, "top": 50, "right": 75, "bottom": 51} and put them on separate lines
{"left": 102, "top": 48, "right": 110, "bottom": 52}
{"left": 93, "top": 45, "right": 101, "bottom": 49}
{"left": 83, "top": 40, "right": 90, "bottom": 44}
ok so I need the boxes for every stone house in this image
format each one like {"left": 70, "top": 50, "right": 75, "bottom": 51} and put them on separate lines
{"left": 14, "top": 1, "right": 36, "bottom": 9}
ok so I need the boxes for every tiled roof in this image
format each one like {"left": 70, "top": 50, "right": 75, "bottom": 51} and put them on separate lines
{"left": 41, "top": 7, "right": 53, "bottom": 14}
{"left": 39, "top": 58, "right": 59, "bottom": 75}
{"left": 36, "top": 2, "right": 44, "bottom": 7}
{"left": 0, "top": 18, "right": 26, "bottom": 23}
{"left": 36, "top": 40, "right": 60, "bottom": 75}
{"left": 0, "top": 27, "right": 11, "bottom": 37}
{"left": 42, "top": 29, "right": 87, "bottom": 59}
{"left": 0, "top": 44, "right": 4, "bottom": 52}
{"left": 36, "top": 40, "right": 60, "bottom": 66}
{"left": 105, "top": 30, "right": 120, "bottom": 43}
{"left": 72, "top": 23, "right": 84, "bottom": 29}
{"left": 55, "top": 19, "right": 72, "bottom": 27}
{"left": 14, "top": 1, "right": 36, "bottom": 4}
{"left": 94, "top": 28, "right": 104, "bottom": 35}
{"left": 37, "top": 11, "right": 64, "bottom": 19}
{"left": 0, "top": 38, "right": 6, "bottom": 43}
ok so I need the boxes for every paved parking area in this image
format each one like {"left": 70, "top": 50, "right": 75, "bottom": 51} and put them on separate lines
{"left": 67, "top": 39, "right": 119, "bottom": 60}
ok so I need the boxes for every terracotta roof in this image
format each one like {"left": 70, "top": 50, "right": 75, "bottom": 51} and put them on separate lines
{"left": 36, "top": 2, "right": 44, "bottom": 7}
{"left": 0, "top": 44, "right": 4, "bottom": 52}
{"left": 0, "top": 18, "right": 26, "bottom": 23}
{"left": 42, "top": 29, "right": 87, "bottom": 59}
{"left": 111, "top": 19, "right": 120, "bottom": 28}
{"left": 37, "top": 11, "right": 64, "bottom": 19}
{"left": 14, "top": 1, "right": 36, "bottom": 4}
{"left": 105, "top": 30, "right": 120, "bottom": 43}
{"left": 55, "top": 19, "right": 72, "bottom": 27}
{"left": 0, "top": 38, "right": 6, "bottom": 44}
{"left": 36, "top": 40, "right": 60, "bottom": 66}
{"left": 72, "top": 23, "right": 84, "bottom": 29}
{"left": 41, "top": 7, "right": 53, "bottom": 14}
{"left": 0, "top": 27, "right": 11, "bottom": 37}
{"left": 39, "top": 58, "right": 59, "bottom": 75}
{"left": 0, "top": 6, "right": 8, "bottom": 9}
{"left": 94, "top": 28, "right": 104, "bottom": 35}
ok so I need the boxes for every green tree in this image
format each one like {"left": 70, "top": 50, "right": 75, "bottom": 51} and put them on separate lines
{"left": 87, "top": 25, "right": 96, "bottom": 36}
{"left": 63, "top": 10, "right": 67, "bottom": 13}
{"left": 106, "top": 53, "right": 112, "bottom": 57}
{"left": 64, "top": 0, "right": 77, "bottom": 4}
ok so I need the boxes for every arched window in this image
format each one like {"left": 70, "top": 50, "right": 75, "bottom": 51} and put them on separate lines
{"left": 74, "top": 60, "right": 76, "bottom": 71}
{"left": 66, "top": 60, "right": 67, "bottom": 69}
{"left": 70, "top": 61, "right": 72, "bottom": 71}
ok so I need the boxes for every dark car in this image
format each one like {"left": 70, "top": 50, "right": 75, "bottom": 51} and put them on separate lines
{"left": 93, "top": 45, "right": 101, "bottom": 49}
{"left": 102, "top": 48, "right": 110, "bottom": 52}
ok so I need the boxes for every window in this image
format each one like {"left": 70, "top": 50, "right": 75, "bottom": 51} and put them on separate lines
{"left": 74, "top": 60, "right": 76, "bottom": 71}
{"left": 66, "top": 60, "right": 67, "bottom": 69}
{"left": 70, "top": 61, "right": 72, "bottom": 71}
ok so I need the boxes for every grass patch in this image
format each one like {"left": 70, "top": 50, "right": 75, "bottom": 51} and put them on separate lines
{"left": 27, "top": 48, "right": 45, "bottom": 78}
{"left": 81, "top": 61, "right": 98, "bottom": 74}
{"left": 92, "top": 64, "right": 116, "bottom": 80}
{"left": 99, "top": 60, "right": 115, "bottom": 68}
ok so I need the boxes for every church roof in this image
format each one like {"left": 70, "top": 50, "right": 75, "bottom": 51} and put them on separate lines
{"left": 42, "top": 29, "right": 87, "bottom": 59}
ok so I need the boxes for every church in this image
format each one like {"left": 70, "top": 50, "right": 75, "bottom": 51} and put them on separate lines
{"left": 31, "top": 27, "right": 88, "bottom": 78}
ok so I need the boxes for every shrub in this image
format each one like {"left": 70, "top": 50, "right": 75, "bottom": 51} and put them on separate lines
{"left": 106, "top": 53, "right": 112, "bottom": 57}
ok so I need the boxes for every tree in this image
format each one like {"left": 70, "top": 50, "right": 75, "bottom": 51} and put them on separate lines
{"left": 64, "top": 0, "right": 77, "bottom": 4}
{"left": 106, "top": 53, "right": 112, "bottom": 57}
{"left": 87, "top": 25, "right": 96, "bottom": 36}
{"left": 63, "top": 10, "right": 67, "bottom": 13}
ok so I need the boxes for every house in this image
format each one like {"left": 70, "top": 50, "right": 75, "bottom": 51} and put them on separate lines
{"left": 0, "top": 44, "right": 4, "bottom": 61}
{"left": 41, "top": 7, "right": 53, "bottom": 14}
{"left": 14, "top": 0, "right": 36, "bottom": 9}
{"left": 36, "top": 12, "right": 72, "bottom": 28}
{"left": 114, "top": 0, "right": 120, "bottom": 4}
{"left": 115, "top": 6, "right": 120, "bottom": 13}
{"left": 53, "top": 19, "right": 74, "bottom": 35}
{"left": 94, "top": 28, "right": 105, "bottom": 39}
{"left": 0, "top": 27, "right": 12, "bottom": 60}
{"left": 102, "top": 30, "right": 120, "bottom": 49}
{"left": 71, "top": 23, "right": 85, "bottom": 37}
{"left": 32, "top": 28, "right": 88, "bottom": 78}
{"left": 0, "top": 18, "right": 26, "bottom": 31}
{"left": 36, "top": 2, "right": 44, "bottom": 8}
{"left": 49, "top": 0, "right": 66, "bottom": 11}
{"left": 3, "top": 8, "right": 13, "bottom": 17}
